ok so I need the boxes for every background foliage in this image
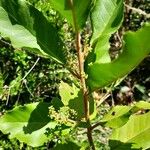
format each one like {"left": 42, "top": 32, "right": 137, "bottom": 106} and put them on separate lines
{"left": 0, "top": 0, "right": 150, "bottom": 149}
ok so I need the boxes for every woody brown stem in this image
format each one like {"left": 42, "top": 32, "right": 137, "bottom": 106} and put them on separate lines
{"left": 69, "top": 0, "right": 95, "bottom": 149}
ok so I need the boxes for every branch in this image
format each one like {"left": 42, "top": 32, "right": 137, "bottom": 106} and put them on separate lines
{"left": 124, "top": 3, "right": 150, "bottom": 18}
{"left": 69, "top": 0, "right": 95, "bottom": 149}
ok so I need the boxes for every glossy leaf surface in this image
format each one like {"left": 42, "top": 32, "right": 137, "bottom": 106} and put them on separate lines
{"left": 0, "top": 0, "right": 65, "bottom": 63}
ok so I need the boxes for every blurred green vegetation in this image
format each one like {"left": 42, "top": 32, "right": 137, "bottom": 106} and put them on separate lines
{"left": 0, "top": 0, "right": 150, "bottom": 149}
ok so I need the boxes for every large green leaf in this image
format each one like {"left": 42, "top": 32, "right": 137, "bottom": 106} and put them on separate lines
{"left": 110, "top": 111, "right": 150, "bottom": 149}
{"left": 0, "top": 0, "right": 65, "bottom": 63}
{"left": 87, "top": 23, "right": 150, "bottom": 91}
{"left": 91, "top": 0, "right": 123, "bottom": 44}
{"left": 0, "top": 102, "right": 57, "bottom": 147}
{"left": 86, "top": 0, "right": 123, "bottom": 65}
{"left": 49, "top": 0, "right": 91, "bottom": 29}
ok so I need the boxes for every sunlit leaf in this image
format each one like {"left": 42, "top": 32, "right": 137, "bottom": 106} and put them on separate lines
{"left": 110, "top": 111, "right": 150, "bottom": 149}
{"left": 87, "top": 23, "right": 150, "bottom": 91}
{"left": 0, "top": 0, "right": 66, "bottom": 63}
{"left": 101, "top": 106, "right": 132, "bottom": 128}
{"left": 59, "top": 82, "right": 96, "bottom": 120}
{"left": 0, "top": 102, "right": 57, "bottom": 147}
{"left": 86, "top": 0, "right": 123, "bottom": 65}
{"left": 91, "top": 0, "right": 123, "bottom": 44}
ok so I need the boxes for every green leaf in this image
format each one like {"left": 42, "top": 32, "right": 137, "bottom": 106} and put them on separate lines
{"left": 91, "top": 0, "right": 123, "bottom": 44}
{"left": 0, "top": 0, "right": 66, "bottom": 63}
{"left": 101, "top": 106, "right": 132, "bottom": 128}
{"left": 49, "top": 0, "right": 91, "bottom": 29}
{"left": 59, "top": 81, "right": 79, "bottom": 106}
{"left": 0, "top": 102, "right": 57, "bottom": 147}
{"left": 87, "top": 23, "right": 150, "bottom": 91}
{"left": 102, "top": 101, "right": 150, "bottom": 128}
{"left": 86, "top": 0, "right": 123, "bottom": 65}
{"left": 53, "top": 141, "right": 80, "bottom": 150}
{"left": 110, "top": 111, "right": 150, "bottom": 149}
{"left": 134, "top": 101, "right": 150, "bottom": 110}
{"left": 59, "top": 82, "right": 96, "bottom": 120}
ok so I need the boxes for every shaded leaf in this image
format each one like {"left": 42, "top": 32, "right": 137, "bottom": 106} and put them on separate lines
{"left": 0, "top": 0, "right": 65, "bottom": 63}
{"left": 0, "top": 73, "right": 3, "bottom": 96}
{"left": 9, "top": 74, "right": 21, "bottom": 96}
{"left": 87, "top": 23, "right": 150, "bottom": 91}
{"left": 0, "top": 102, "right": 57, "bottom": 147}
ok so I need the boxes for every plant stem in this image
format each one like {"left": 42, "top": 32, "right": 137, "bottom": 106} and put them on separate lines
{"left": 69, "top": 1, "right": 95, "bottom": 149}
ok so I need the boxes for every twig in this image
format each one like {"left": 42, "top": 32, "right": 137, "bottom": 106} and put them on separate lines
{"left": 0, "top": 37, "right": 12, "bottom": 47}
{"left": 91, "top": 122, "right": 103, "bottom": 130}
{"left": 124, "top": 3, "right": 150, "bottom": 18}
{"left": 21, "top": 57, "right": 40, "bottom": 81}
{"left": 6, "top": 57, "right": 40, "bottom": 105}
{"left": 23, "top": 79, "right": 34, "bottom": 97}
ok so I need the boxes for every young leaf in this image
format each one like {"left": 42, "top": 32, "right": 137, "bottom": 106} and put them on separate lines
{"left": 0, "top": 0, "right": 66, "bottom": 63}
{"left": 49, "top": 0, "right": 91, "bottom": 29}
{"left": 0, "top": 102, "right": 57, "bottom": 147}
{"left": 110, "top": 111, "right": 150, "bottom": 149}
{"left": 87, "top": 23, "right": 150, "bottom": 91}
